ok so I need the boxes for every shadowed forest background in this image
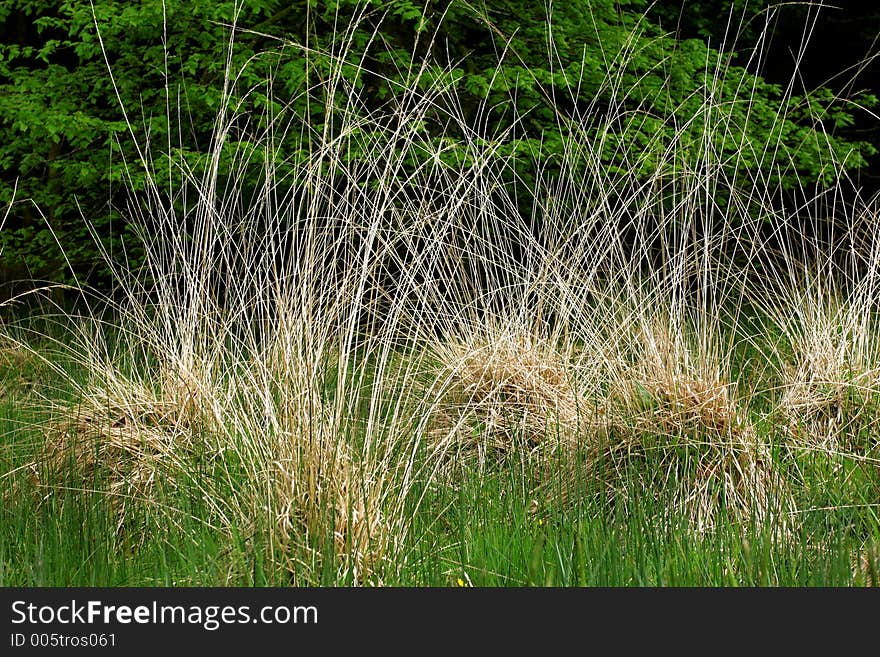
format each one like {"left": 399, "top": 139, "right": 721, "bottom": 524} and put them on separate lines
{"left": 2, "top": 0, "right": 879, "bottom": 291}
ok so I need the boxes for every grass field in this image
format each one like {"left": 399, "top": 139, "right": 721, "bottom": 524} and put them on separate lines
{"left": 1, "top": 302, "right": 878, "bottom": 586}
{"left": 1, "top": 12, "right": 879, "bottom": 587}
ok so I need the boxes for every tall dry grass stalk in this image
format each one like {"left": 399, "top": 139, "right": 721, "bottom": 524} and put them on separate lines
{"left": 27, "top": 5, "right": 571, "bottom": 582}
{"left": 752, "top": 201, "right": 880, "bottom": 460}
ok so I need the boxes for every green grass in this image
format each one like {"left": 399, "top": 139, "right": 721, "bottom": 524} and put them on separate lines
{"left": 1, "top": 327, "right": 877, "bottom": 587}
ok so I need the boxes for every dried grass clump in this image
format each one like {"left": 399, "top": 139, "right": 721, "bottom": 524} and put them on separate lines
{"left": 778, "top": 324, "right": 880, "bottom": 453}
{"left": 609, "top": 320, "right": 745, "bottom": 435}
{"left": 274, "top": 401, "right": 394, "bottom": 584}
{"left": 40, "top": 373, "right": 208, "bottom": 534}
{"left": 264, "top": 308, "right": 394, "bottom": 583}
{"left": 260, "top": 299, "right": 396, "bottom": 582}
{"left": 602, "top": 320, "right": 793, "bottom": 533}
{"left": 430, "top": 328, "right": 589, "bottom": 468}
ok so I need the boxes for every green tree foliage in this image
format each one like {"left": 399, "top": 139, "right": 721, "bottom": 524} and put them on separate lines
{"left": 0, "top": 0, "right": 875, "bottom": 285}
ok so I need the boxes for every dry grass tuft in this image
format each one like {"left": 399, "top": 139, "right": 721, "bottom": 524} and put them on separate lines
{"left": 40, "top": 373, "right": 206, "bottom": 534}
{"left": 430, "top": 326, "right": 589, "bottom": 468}
{"left": 600, "top": 319, "right": 793, "bottom": 533}
{"left": 613, "top": 321, "right": 741, "bottom": 437}
{"left": 264, "top": 305, "right": 396, "bottom": 583}
{"left": 778, "top": 317, "right": 880, "bottom": 453}
{"left": 757, "top": 225, "right": 880, "bottom": 456}
{"left": 273, "top": 399, "right": 394, "bottom": 584}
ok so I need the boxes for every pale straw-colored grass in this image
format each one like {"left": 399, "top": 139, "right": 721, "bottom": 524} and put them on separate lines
{"left": 429, "top": 324, "right": 588, "bottom": 473}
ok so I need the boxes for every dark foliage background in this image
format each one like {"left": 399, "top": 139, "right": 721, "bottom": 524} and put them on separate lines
{"left": 1, "top": 0, "right": 877, "bottom": 290}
